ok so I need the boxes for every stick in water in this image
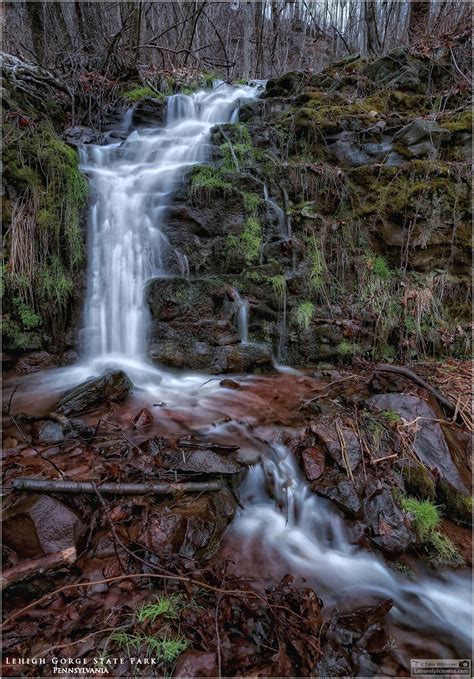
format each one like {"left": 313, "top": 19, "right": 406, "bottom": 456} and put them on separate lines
{"left": 11, "top": 478, "right": 228, "bottom": 495}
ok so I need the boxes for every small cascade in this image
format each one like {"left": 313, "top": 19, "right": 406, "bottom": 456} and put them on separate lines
{"left": 174, "top": 249, "right": 190, "bottom": 279}
{"left": 276, "top": 277, "right": 287, "bottom": 361}
{"left": 80, "top": 83, "right": 260, "bottom": 364}
{"left": 263, "top": 184, "right": 288, "bottom": 238}
{"left": 232, "top": 289, "right": 250, "bottom": 344}
{"left": 232, "top": 443, "right": 472, "bottom": 659}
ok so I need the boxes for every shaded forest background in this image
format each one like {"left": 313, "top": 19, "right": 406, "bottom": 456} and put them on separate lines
{"left": 2, "top": 1, "right": 471, "bottom": 82}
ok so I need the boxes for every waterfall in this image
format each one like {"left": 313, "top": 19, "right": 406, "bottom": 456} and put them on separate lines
{"left": 263, "top": 184, "right": 288, "bottom": 238}
{"left": 232, "top": 289, "right": 250, "bottom": 344}
{"left": 79, "top": 84, "right": 260, "bottom": 363}
{"left": 231, "top": 443, "right": 472, "bottom": 661}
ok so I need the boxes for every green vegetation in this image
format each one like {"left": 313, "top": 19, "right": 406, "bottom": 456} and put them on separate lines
{"left": 190, "top": 165, "right": 232, "bottom": 196}
{"left": 110, "top": 631, "right": 189, "bottom": 662}
{"left": 242, "top": 191, "right": 262, "bottom": 214}
{"left": 368, "top": 255, "right": 391, "bottom": 278}
{"left": 337, "top": 340, "right": 361, "bottom": 357}
{"left": 137, "top": 594, "right": 184, "bottom": 623}
{"left": 123, "top": 86, "right": 164, "bottom": 102}
{"left": 3, "top": 118, "right": 88, "bottom": 344}
{"left": 438, "top": 481, "right": 473, "bottom": 526}
{"left": 402, "top": 463, "right": 436, "bottom": 501}
{"left": 399, "top": 496, "right": 440, "bottom": 541}
{"left": 241, "top": 217, "right": 262, "bottom": 265}
{"left": 397, "top": 493, "right": 462, "bottom": 564}
{"left": 380, "top": 409, "right": 401, "bottom": 424}
{"left": 295, "top": 302, "right": 315, "bottom": 329}
{"left": 269, "top": 275, "right": 286, "bottom": 303}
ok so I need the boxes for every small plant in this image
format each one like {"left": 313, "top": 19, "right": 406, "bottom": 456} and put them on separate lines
{"left": 241, "top": 217, "right": 262, "bottom": 265}
{"left": 123, "top": 86, "right": 164, "bottom": 102}
{"left": 295, "top": 302, "right": 315, "bottom": 330}
{"left": 269, "top": 275, "right": 286, "bottom": 303}
{"left": 242, "top": 191, "right": 262, "bottom": 214}
{"left": 337, "top": 340, "right": 361, "bottom": 357}
{"left": 380, "top": 409, "right": 401, "bottom": 424}
{"left": 137, "top": 594, "right": 183, "bottom": 623}
{"left": 426, "top": 531, "right": 463, "bottom": 564}
{"left": 399, "top": 496, "right": 440, "bottom": 541}
{"left": 191, "top": 165, "right": 231, "bottom": 195}
{"left": 110, "top": 631, "right": 189, "bottom": 664}
{"left": 367, "top": 255, "right": 391, "bottom": 278}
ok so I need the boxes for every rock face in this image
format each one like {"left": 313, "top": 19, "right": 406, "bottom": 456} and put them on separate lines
{"left": 2, "top": 494, "right": 86, "bottom": 558}
{"left": 54, "top": 369, "right": 133, "bottom": 416}
{"left": 368, "top": 393, "right": 467, "bottom": 491}
{"left": 147, "top": 277, "right": 273, "bottom": 373}
{"left": 363, "top": 483, "right": 416, "bottom": 555}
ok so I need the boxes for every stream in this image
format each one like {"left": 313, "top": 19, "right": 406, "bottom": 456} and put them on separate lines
{"left": 3, "top": 82, "right": 472, "bottom": 674}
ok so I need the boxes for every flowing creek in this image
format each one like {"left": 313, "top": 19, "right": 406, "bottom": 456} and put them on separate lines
{"left": 3, "top": 83, "right": 471, "bottom": 673}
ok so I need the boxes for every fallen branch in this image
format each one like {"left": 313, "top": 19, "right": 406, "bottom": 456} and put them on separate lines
{"left": 1, "top": 547, "right": 76, "bottom": 591}
{"left": 374, "top": 364, "right": 456, "bottom": 416}
{"left": 11, "top": 478, "right": 228, "bottom": 495}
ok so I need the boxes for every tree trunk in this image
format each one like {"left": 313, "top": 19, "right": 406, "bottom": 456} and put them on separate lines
{"left": 409, "top": 0, "right": 430, "bottom": 40}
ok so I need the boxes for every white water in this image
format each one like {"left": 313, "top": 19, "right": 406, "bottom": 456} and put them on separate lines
{"left": 232, "top": 289, "right": 250, "bottom": 344}
{"left": 37, "top": 83, "right": 471, "bottom": 665}
{"left": 79, "top": 83, "right": 261, "bottom": 366}
{"left": 231, "top": 443, "right": 472, "bottom": 661}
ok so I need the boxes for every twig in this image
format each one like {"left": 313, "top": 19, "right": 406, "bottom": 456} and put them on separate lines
{"left": 374, "top": 364, "right": 456, "bottom": 415}
{"left": 372, "top": 453, "right": 398, "bottom": 464}
{"left": 11, "top": 478, "right": 228, "bottom": 495}
{"left": 1, "top": 547, "right": 76, "bottom": 591}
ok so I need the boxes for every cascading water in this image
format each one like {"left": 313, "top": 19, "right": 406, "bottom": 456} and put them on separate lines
{"left": 230, "top": 442, "right": 472, "bottom": 663}
{"left": 232, "top": 289, "right": 250, "bottom": 344}
{"left": 79, "top": 83, "right": 261, "bottom": 366}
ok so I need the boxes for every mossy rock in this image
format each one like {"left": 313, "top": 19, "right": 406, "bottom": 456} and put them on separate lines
{"left": 437, "top": 480, "right": 472, "bottom": 526}
{"left": 401, "top": 461, "right": 436, "bottom": 501}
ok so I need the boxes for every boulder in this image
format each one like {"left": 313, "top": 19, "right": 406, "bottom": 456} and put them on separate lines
{"left": 314, "top": 475, "right": 362, "bottom": 518}
{"left": 64, "top": 126, "right": 102, "bottom": 146}
{"left": 363, "top": 483, "right": 415, "bottom": 555}
{"left": 54, "top": 369, "right": 133, "bottom": 416}
{"left": 15, "top": 351, "right": 59, "bottom": 375}
{"left": 394, "top": 119, "right": 451, "bottom": 157}
{"left": 31, "top": 419, "right": 64, "bottom": 445}
{"left": 163, "top": 449, "right": 241, "bottom": 475}
{"left": 368, "top": 393, "right": 467, "bottom": 491}
{"left": 311, "top": 419, "right": 361, "bottom": 473}
{"left": 2, "top": 494, "right": 86, "bottom": 558}
{"left": 135, "top": 490, "right": 236, "bottom": 560}
{"left": 300, "top": 446, "right": 326, "bottom": 481}
{"left": 363, "top": 48, "right": 421, "bottom": 91}
{"left": 131, "top": 96, "right": 166, "bottom": 126}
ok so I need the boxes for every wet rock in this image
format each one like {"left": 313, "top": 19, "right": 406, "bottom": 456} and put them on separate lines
{"left": 2, "top": 494, "right": 86, "bottom": 558}
{"left": 368, "top": 393, "right": 467, "bottom": 491}
{"left": 31, "top": 419, "right": 64, "bottom": 445}
{"left": 174, "top": 651, "right": 217, "bottom": 678}
{"left": 300, "top": 446, "right": 326, "bottom": 481}
{"left": 64, "top": 126, "right": 102, "bottom": 146}
{"left": 363, "top": 483, "right": 415, "bottom": 555}
{"left": 219, "top": 378, "right": 241, "bottom": 389}
{"left": 137, "top": 490, "right": 236, "bottom": 560}
{"left": 314, "top": 475, "right": 362, "bottom": 518}
{"left": 163, "top": 449, "right": 241, "bottom": 475}
{"left": 15, "top": 351, "right": 59, "bottom": 374}
{"left": 264, "top": 71, "right": 318, "bottom": 98}
{"left": 311, "top": 419, "right": 361, "bottom": 473}
{"left": 131, "top": 96, "right": 166, "bottom": 127}
{"left": 394, "top": 119, "right": 451, "bottom": 157}
{"left": 54, "top": 369, "right": 133, "bottom": 416}
{"left": 214, "top": 344, "right": 273, "bottom": 374}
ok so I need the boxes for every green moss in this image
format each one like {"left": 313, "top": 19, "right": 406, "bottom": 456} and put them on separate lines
{"left": 441, "top": 110, "right": 472, "bottom": 133}
{"left": 269, "top": 275, "right": 286, "bottom": 302}
{"left": 337, "top": 340, "right": 361, "bottom": 357}
{"left": 295, "top": 302, "right": 315, "bottom": 329}
{"left": 241, "top": 217, "right": 262, "bottom": 265}
{"left": 3, "top": 119, "right": 88, "bottom": 342}
{"left": 438, "top": 481, "right": 472, "bottom": 526}
{"left": 380, "top": 409, "right": 401, "bottom": 424}
{"left": 190, "top": 165, "right": 232, "bottom": 194}
{"left": 242, "top": 191, "right": 262, "bottom": 214}
{"left": 123, "top": 86, "right": 164, "bottom": 102}
{"left": 220, "top": 141, "right": 254, "bottom": 172}
{"left": 402, "top": 463, "right": 436, "bottom": 501}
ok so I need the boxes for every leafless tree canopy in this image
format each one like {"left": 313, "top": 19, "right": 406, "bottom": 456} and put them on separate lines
{"left": 2, "top": 1, "right": 471, "bottom": 80}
